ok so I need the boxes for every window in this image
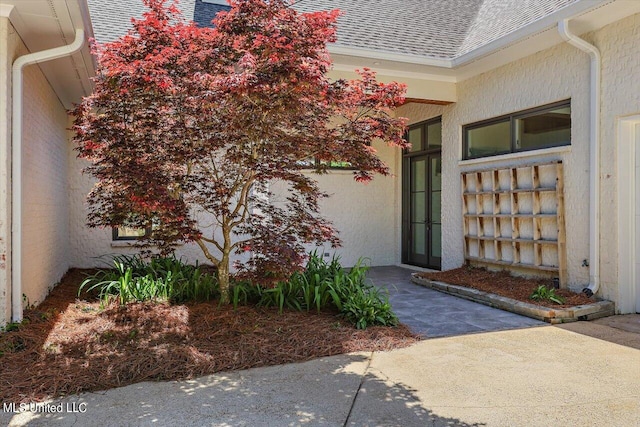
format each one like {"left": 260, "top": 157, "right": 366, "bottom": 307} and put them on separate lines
{"left": 321, "top": 160, "right": 353, "bottom": 169}
{"left": 406, "top": 117, "right": 442, "bottom": 153}
{"left": 299, "top": 157, "right": 355, "bottom": 170}
{"left": 112, "top": 226, "right": 152, "bottom": 241}
{"left": 407, "top": 119, "right": 442, "bottom": 153}
{"left": 463, "top": 100, "right": 571, "bottom": 160}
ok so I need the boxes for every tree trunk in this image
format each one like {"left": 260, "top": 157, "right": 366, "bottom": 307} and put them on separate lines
{"left": 218, "top": 253, "right": 231, "bottom": 304}
{"left": 193, "top": 238, "right": 231, "bottom": 304}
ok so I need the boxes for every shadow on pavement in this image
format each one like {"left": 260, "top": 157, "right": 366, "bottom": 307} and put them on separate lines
{"left": 4, "top": 353, "right": 485, "bottom": 427}
{"left": 347, "top": 373, "right": 486, "bottom": 427}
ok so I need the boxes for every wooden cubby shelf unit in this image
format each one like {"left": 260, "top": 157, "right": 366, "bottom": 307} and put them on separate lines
{"left": 461, "top": 161, "right": 568, "bottom": 286}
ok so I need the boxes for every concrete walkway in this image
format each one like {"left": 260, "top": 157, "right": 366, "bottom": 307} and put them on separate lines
{"left": 3, "top": 267, "right": 640, "bottom": 426}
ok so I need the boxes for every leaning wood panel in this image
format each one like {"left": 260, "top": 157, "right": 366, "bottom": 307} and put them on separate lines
{"left": 461, "top": 161, "right": 567, "bottom": 285}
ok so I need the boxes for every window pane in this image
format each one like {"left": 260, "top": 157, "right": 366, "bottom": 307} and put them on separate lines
{"left": 318, "top": 159, "right": 353, "bottom": 169}
{"left": 515, "top": 106, "right": 571, "bottom": 151}
{"left": 466, "top": 120, "right": 510, "bottom": 159}
{"left": 408, "top": 127, "right": 423, "bottom": 152}
{"left": 412, "top": 224, "right": 426, "bottom": 255}
{"left": 411, "top": 192, "right": 426, "bottom": 223}
{"left": 431, "top": 156, "right": 442, "bottom": 191}
{"left": 431, "top": 223, "right": 442, "bottom": 258}
{"left": 411, "top": 158, "right": 426, "bottom": 192}
{"left": 327, "top": 160, "right": 352, "bottom": 169}
{"left": 427, "top": 121, "right": 442, "bottom": 148}
{"left": 114, "top": 226, "right": 147, "bottom": 240}
{"left": 431, "top": 191, "right": 441, "bottom": 223}
{"left": 297, "top": 158, "right": 316, "bottom": 168}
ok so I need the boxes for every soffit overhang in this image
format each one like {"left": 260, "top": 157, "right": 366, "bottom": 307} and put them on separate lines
{"left": 1, "top": 0, "right": 95, "bottom": 109}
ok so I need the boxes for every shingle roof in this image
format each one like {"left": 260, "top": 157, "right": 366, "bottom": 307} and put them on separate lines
{"left": 294, "top": 0, "right": 579, "bottom": 59}
{"left": 87, "top": 0, "right": 580, "bottom": 59}
{"left": 294, "top": 0, "right": 482, "bottom": 59}
{"left": 456, "top": 0, "right": 578, "bottom": 56}
{"left": 86, "top": 0, "right": 230, "bottom": 44}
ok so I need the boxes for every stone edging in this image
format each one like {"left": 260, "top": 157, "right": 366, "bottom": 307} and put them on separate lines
{"left": 411, "top": 274, "right": 615, "bottom": 324}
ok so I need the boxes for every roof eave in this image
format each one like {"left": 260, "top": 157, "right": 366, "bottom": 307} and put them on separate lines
{"left": 328, "top": 45, "right": 453, "bottom": 69}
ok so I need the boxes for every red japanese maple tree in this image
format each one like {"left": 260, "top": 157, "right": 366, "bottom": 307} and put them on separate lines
{"left": 73, "top": 0, "right": 407, "bottom": 301}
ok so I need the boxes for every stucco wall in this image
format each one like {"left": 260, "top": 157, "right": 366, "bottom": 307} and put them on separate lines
{"left": 593, "top": 12, "right": 640, "bottom": 305}
{"left": 69, "top": 153, "right": 227, "bottom": 268}
{"left": 69, "top": 138, "right": 401, "bottom": 270}
{"left": 303, "top": 139, "right": 401, "bottom": 267}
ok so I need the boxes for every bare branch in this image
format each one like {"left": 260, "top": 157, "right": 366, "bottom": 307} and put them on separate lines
{"left": 195, "top": 239, "right": 220, "bottom": 266}
{"left": 199, "top": 235, "right": 223, "bottom": 252}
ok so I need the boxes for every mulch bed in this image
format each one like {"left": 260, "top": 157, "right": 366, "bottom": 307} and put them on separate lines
{"left": 0, "top": 269, "right": 419, "bottom": 404}
{"left": 419, "top": 266, "right": 594, "bottom": 308}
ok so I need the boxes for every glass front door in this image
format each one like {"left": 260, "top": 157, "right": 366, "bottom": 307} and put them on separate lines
{"left": 405, "top": 154, "right": 441, "bottom": 268}
{"left": 403, "top": 118, "right": 442, "bottom": 269}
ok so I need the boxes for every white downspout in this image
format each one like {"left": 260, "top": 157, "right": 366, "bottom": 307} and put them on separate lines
{"left": 11, "top": 29, "right": 85, "bottom": 322}
{"left": 558, "top": 19, "right": 601, "bottom": 297}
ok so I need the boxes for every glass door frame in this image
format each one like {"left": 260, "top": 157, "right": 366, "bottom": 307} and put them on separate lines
{"left": 402, "top": 117, "right": 442, "bottom": 270}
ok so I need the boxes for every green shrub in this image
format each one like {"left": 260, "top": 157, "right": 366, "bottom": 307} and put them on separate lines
{"left": 230, "top": 280, "right": 262, "bottom": 309}
{"left": 341, "top": 286, "right": 397, "bottom": 330}
{"left": 324, "top": 258, "right": 398, "bottom": 329}
{"left": 79, "top": 254, "right": 219, "bottom": 305}
{"left": 242, "top": 252, "right": 398, "bottom": 329}
{"left": 530, "top": 285, "right": 566, "bottom": 305}
{"left": 80, "top": 252, "right": 399, "bottom": 329}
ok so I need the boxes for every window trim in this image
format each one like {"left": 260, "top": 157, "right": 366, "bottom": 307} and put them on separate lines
{"left": 462, "top": 100, "right": 571, "bottom": 160}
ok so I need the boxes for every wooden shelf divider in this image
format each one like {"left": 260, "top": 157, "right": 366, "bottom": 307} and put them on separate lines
{"left": 461, "top": 161, "right": 567, "bottom": 286}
